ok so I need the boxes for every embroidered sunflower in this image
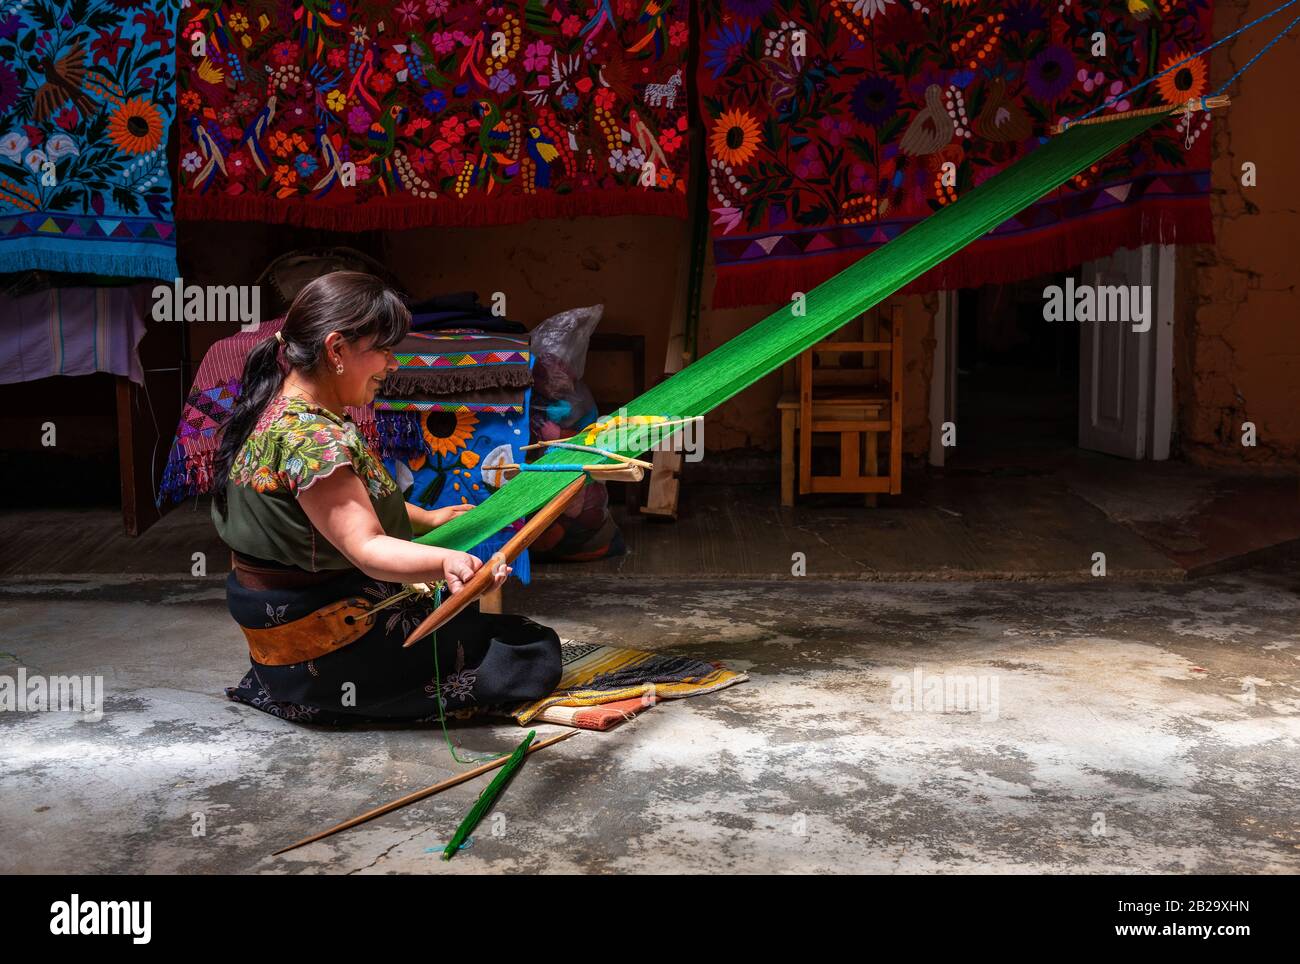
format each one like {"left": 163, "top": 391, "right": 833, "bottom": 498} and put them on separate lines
{"left": 108, "top": 99, "right": 164, "bottom": 155}
{"left": 422, "top": 409, "right": 478, "bottom": 457}
{"left": 710, "top": 109, "right": 760, "bottom": 167}
{"left": 1156, "top": 53, "right": 1208, "bottom": 105}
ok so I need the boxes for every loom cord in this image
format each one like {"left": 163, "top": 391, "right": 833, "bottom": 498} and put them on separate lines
{"left": 1065, "top": 0, "right": 1299, "bottom": 127}
{"left": 423, "top": 583, "right": 508, "bottom": 766}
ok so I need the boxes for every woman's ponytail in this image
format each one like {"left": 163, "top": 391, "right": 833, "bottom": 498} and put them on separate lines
{"left": 211, "top": 333, "right": 285, "bottom": 516}
{"left": 210, "top": 271, "right": 409, "bottom": 516}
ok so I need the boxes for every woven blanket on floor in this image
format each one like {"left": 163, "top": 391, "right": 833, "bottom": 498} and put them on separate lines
{"left": 696, "top": 0, "right": 1214, "bottom": 308}
{"left": 0, "top": 0, "right": 179, "bottom": 279}
{"left": 524, "top": 696, "right": 652, "bottom": 730}
{"left": 506, "top": 640, "right": 749, "bottom": 725}
{"left": 176, "top": 0, "right": 691, "bottom": 229}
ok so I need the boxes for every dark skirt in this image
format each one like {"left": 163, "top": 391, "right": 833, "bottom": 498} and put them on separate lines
{"left": 224, "top": 568, "right": 562, "bottom": 726}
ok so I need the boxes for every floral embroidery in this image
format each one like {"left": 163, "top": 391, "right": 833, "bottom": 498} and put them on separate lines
{"left": 177, "top": 0, "right": 690, "bottom": 228}
{"left": 264, "top": 602, "right": 289, "bottom": 626}
{"left": 0, "top": 0, "right": 178, "bottom": 280}
{"left": 424, "top": 641, "right": 478, "bottom": 709}
{"left": 230, "top": 395, "right": 397, "bottom": 501}
{"left": 362, "top": 579, "right": 434, "bottom": 639}
{"left": 696, "top": 0, "right": 1215, "bottom": 307}
{"left": 227, "top": 670, "right": 320, "bottom": 723}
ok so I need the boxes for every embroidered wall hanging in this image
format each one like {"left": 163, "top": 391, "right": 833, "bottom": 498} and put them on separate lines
{"left": 0, "top": 0, "right": 179, "bottom": 279}
{"left": 176, "top": 0, "right": 691, "bottom": 229}
{"left": 696, "top": 0, "right": 1214, "bottom": 308}
{"left": 374, "top": 330, "right": 535, "bottom": 580}
{"left": 381, "top": 398, "right": 533, "bottom": 581}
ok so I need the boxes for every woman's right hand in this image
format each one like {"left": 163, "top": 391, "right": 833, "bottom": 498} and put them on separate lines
{"left": 440, "top": 550, "right": 483, "bottom": 595}
{"left": 438, "top": 550, "right": 513, "bottom": 595}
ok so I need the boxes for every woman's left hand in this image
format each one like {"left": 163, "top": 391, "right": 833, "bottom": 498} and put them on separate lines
{"left": 428, "top": 503, "right": 476, "bottom": 528}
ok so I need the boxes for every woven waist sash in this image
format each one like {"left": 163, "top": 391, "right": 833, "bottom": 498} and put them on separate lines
{"left": 231, "top": 553, "right": 375, "bottom": 666}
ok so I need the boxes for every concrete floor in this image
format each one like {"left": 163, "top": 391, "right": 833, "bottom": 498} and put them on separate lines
{"left": 3, "top": 564, "right": 1299, "bottom": 873}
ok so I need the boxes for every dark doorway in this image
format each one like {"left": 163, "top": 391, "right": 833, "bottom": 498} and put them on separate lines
{"left": 950, "top": 270, "right": 1079, "bottom": 469}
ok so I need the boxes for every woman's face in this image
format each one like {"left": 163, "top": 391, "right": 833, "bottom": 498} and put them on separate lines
{"left": 331, "top": 334, "right": 399, "bottom": 407}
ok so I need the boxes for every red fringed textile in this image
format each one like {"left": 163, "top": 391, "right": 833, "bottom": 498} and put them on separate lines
{"left": 697, "top": 0, "right": 1215, "bottom": 309}
{"left": 177, "top": 1, "right": 692, "bottom": 229}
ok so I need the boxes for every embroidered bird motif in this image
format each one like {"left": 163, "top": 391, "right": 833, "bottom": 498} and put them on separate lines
{"left": 626, "top": 0, "right": 671, "bottom": 59}
{"left": 525, "top": 126, "right": 559, "bottom": 187}
{"left": 899, "top": 84, "right": 954, "bottom": 156}
{"left": 627, "top": 108, "right": 668, "bottom": 172}
{"left": 580, "top": 0, "right": 619, "bottom": 40}
{"left": 456, "top": 22, "right": 491, "bottom": 89}
{"left": 33, "top": 45, "right": 96, "bottom": 122}
{"left": 310, "top": 121, "right": 344, "bottom": 197}
{"left": 973, "top": 77, "right": 1031, "bottom": 143}
{"left": 366, "top": 103, "right": 407, "bottom": 154}
{"left": 356, "top": 104, "right": 409, "bottom": 194}
{"left": 188, "top": 116, "right": 228, "bottom": 192}
{"left": 239, "top": 94, "right": 277, "bottom": 175}
{"left": 457, "top": 100, "right": 518, "bottom": 196}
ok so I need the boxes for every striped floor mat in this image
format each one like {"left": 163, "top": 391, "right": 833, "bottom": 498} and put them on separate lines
{"left": 507, "top": 640, "right": 748, "bottom": 727}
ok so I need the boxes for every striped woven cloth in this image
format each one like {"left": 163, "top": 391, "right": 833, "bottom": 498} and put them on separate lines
{"left": 506, "top": 641, "right": 748, "bottom": 726}
{"left": 0, "top": 285, "right": 149, "bottom": 386}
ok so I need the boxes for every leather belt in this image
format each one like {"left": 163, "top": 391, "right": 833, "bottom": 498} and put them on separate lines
{"left": 240, "top": 596, "right": 376, "bottom": 666}
{"left": 230, "top": 552, "right": 347, "bottom": 591}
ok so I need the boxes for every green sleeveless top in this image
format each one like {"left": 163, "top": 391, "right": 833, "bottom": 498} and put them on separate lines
{"left": 213, "top": 394, "right": 412, "bottom": 571}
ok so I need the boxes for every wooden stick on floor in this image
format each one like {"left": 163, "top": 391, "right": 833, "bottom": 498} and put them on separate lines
{"left": 271, "top": 729, "right": 580, "bottom": 856}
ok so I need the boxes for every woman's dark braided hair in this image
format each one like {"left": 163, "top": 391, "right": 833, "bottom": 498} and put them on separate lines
{"left": 211, "top": 271, "right": 410, "bottom": 516}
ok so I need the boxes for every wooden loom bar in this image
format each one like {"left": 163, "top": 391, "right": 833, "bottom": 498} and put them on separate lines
{"left": 1050, "top": 96, "right": 1229, "bottom": 135}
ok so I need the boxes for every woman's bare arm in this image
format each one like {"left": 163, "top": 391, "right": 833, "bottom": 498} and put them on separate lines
{"left": 299, "top": 467, "right": 508, "bottom": 592}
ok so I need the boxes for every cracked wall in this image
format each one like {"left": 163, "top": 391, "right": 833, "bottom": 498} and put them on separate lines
{"left": 1174, "top": 0, "right": 1300, "bottom": 469}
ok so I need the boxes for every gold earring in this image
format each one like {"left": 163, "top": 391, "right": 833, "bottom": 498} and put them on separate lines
{"left": 336, "top": 362, "right": 344, "bottom": 375}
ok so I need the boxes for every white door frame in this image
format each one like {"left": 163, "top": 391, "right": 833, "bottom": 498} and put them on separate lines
{"left": 1147, "top": 243, "right": 1176, "bottom": 461}
{"left": 929, "top": 243, "right": 1175, "bottom": 464}
{"left": 929, "top": 290, "right": 958, "bottom": 466}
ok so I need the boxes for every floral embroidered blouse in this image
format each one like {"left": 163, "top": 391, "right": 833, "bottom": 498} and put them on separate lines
{"left": 213, "top": 395, "right": 412, "bottom": 571}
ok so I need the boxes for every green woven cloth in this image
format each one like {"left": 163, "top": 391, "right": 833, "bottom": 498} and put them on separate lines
{"left": 418, "top": 109, "right": 1173, "bottom": 552}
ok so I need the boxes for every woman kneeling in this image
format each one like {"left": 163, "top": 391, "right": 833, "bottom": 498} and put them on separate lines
{"left": 210, "top": 271, "right": 562, "bottom": 725}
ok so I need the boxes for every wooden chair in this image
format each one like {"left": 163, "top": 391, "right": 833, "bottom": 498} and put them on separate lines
{"left": 778, "top": 305, "right": 903, "bottom": 507}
